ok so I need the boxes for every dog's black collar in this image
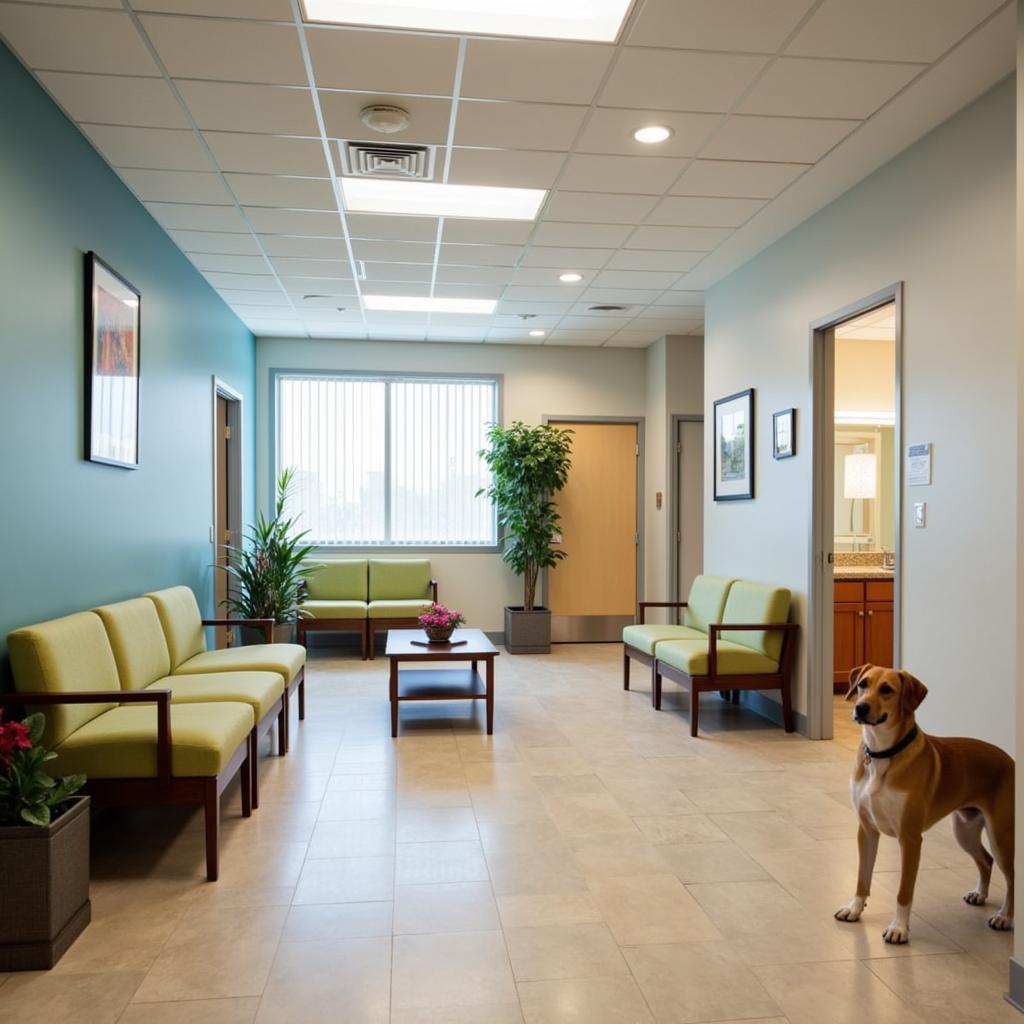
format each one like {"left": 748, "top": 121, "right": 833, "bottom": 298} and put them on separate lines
{"left": 865, "top": 725, "right": 919, "bottom": 760}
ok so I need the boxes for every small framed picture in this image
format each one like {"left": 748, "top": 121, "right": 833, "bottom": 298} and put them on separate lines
{"left": 713, "top": 388, "right": 754, "bottom": 501}
{"left": 85, "top": 253, "right": 141, "bottom": 468}
{"left": 773, "top": 408, "right": 796, "bottom": 460}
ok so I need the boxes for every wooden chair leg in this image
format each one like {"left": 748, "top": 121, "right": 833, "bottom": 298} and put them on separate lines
{"left": 781, "top": 680, "right": 795, "bottom": 733}
{"left": 690, "top": 683, "right": 699, "bottom": 737}
{"left": 241, "top": 743, "right": 253, "bottom": 818}
{"left": 361, "top": 621, "right": 368, "bottom": 660}
{"left": 249, "top": 731, "right": 259, "bottom": 811}
{"left": 298, "top": 676, "right": 306, "bottom": 721}
{"left": 623, "top": 651, "right": 630, "bottom": 690}
{"left": 731, "top": 690, "right": 740, "bottom": 704}
{"left": 368, "top": 624, "right": 376, "bottom": 660}
{"left": 204, "top": 782, "right": 220, "bottom": 882}
{"left": 277, "top": 704, "right": 287, "bottom": 756}
{"left": 652, "top": 662, "right": 662, "bottom": 711}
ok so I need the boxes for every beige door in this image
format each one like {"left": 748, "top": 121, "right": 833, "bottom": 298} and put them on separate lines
{"left": 214, "top": 396, "right": 231, "bottom": 649}
{"left": 676, "top": 419, "right": 704, "bottom": 618}
{"left": 548, "top": 421, "right": 639, "bottom": 642}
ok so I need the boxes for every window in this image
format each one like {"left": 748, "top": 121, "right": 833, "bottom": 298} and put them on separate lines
{"left": 276, "top": 372, "right": 498, "bottom": 547}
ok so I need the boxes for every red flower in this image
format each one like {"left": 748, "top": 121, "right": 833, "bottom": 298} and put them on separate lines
{"left": 0, "top": 720, "right": 32, "bottom": 766}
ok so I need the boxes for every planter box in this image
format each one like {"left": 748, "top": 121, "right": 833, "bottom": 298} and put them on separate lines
{"left": 240, "top": 622, "right": 294, "bottom": 646}
{"left": 0, "top": 795, "right": 91, "bottom": 971}
{"left": 504, "top": 606, "right": 551, "bottom": 655}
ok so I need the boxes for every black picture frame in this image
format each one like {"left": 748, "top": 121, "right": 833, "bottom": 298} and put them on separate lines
{"left": 85, "top": 252, "right": 141, "bottom": 469}
{"left": 773, "top": 408, "right": 796, "bottom": 460}
{"left": 713, "top": 388, "right": 754, "bottom": 501}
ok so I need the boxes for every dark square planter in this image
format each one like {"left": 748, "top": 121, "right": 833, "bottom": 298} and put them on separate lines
{"left": 0, "top": 795, "right": 91, "bottom": 971}
{"left": 504, "top": 606, "right": 552, "bottom": 654}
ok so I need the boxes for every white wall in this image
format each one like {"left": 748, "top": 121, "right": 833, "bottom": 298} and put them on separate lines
{"left": 705, "top": 78, "right": 1015, "bottom": 750}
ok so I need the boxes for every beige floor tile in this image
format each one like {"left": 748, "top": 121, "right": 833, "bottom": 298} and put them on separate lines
{"left": 292, "top": 855, "right": 395, "bottom": 904}
{"left": 517, "top": 975, "right": 655, "bottom": 1023}
{"left": 0, "top": 969, "right": 146, "bottom": 1022}
{"left": 708, "top": 812, "right": 818, "bottom": 853}
{"left": 632, "top": 813, "right": 731, "bottom": 846}
{"left": 393, "top": 881, "right": 500, "bottom": 934}
{"left": 543, "top": 790, "right": 639, "bottom": 838}
{"left": 120, "top": 997, "right": 260, "bottom": 1023}
{"left": 317, "top": 790, "right": 397, "bottom": 821}
{"left": 254, "top": 937, "right": 391, "bottom": 1023}
{"left": 282, "top": 901, "right": 394, "bottom": 941}
{"left": 394, "top": 840, "right": 489, "bottom": 884}
{"left": 496, "top": 892, "right": 603, "bottom": 929}
{"left": 485, "top": 837, "right": 589, "bottom": 896}
{"left": 390, "top": 1003, "right": 524, "bottom": 1023}
{"left": 505, "top": 922, "right": 628, "bottom": 982}
{"left": 397, "top": 807, "right": 480, "bottom": 843}
{"left": 568, "top": 832, "right": 672, "bottom": 880}
{"left": 589, "top": 873, "right": 723, "bottom": 945}
{"left": 657, "top": 841, "right": 771, "bottom": 883}
{"left": 521, "top": 746, "right": 593, "bottom": 776}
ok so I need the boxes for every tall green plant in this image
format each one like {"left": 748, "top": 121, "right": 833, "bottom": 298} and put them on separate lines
{"left": 478, "top": 421, "right": 573, "bottom": 612}
{"left": 219, "top": 468, "right": 318, "bottom": 624}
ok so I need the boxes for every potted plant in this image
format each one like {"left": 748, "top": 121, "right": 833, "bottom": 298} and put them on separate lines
{"left": 0, "top": 712, "right": 90, "bottom": 970}
{"left": 418, "top": 603, "right": 466, "bottom": 643}
{"left": 220, "top": 467, "right": 318, "bottom": 644}
{"left": 478, "top": 421, "right": 573, "bottom": 654}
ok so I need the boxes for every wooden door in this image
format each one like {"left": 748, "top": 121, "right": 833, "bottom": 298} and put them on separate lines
{"left": 548, "top": 421, "right": 638, "bottom": 641}
{"left": 865, "top": 603, "right": 894, "bottom": 668}
{"left": 214, "top": 396, "right": 230, "bottom": 649}
{"left": 676, "top": 420, "right": 704, "bottom": 621}
{"left": 833, "top": 603, "right": 865, "bottom": 687}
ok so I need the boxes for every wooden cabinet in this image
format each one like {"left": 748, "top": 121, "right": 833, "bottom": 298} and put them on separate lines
{"left": 833, "top": 578, "right": 894, "bottom": 689}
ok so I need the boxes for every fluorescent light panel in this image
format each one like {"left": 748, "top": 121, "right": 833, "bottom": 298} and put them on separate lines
{"left": 302, "top": 0, "right": 633, "bottom": 42}
{"left": 341, "top": 178, "right": 545, "bottom": 221}
{"left": 364, "top": 295, "right": 497, "bottom": 314}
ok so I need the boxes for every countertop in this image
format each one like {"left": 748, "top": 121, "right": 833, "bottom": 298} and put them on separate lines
{"left": 834, "top": 566, "right": 895, "bottom": 580}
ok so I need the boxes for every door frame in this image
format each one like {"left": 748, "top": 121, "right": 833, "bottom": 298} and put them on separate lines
{"left": 669, "top": 413, "right": 704, "bottom": 620}
{"left": 212, "top": 377, "right": 244, "bottom": 630}
{"left": 540, "top": 415, "right": 645, "bottom": 634}
{"left": 807, "top": 282, "right": 903, "bottom": 740}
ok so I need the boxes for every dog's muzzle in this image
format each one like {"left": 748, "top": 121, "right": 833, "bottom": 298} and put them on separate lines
{"left": 854, "top": 703, "right": 888, "bottom": 726}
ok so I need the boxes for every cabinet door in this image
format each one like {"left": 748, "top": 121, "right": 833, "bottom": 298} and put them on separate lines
{"left": 833, "top": 602, "right": 865, "bottom": 687}
{"left": 865, "top": 602, "right": 894, "bottom": 668}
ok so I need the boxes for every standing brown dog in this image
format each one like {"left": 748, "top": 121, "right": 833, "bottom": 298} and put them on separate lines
{"left": 834, "top": 664, "right": 1014, "bottom": 943}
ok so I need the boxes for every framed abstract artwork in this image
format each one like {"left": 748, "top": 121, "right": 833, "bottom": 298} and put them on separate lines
{"left": 773, "top": 407, "right": 796, "bottom": 459}
{"left": 85, "top": 252, "right": 140, "bottom": 468}
{"left": 713, "top": 388, "right": 754, "bottom": 501}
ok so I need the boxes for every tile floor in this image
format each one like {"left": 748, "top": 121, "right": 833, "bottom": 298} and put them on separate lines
{"left": 0, "top": 644, "right": 1015, "bottom": 1023}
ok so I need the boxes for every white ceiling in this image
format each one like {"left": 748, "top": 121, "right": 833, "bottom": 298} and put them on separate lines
{"left": 0, "top": 0, "right": 1014, "bottom": 346}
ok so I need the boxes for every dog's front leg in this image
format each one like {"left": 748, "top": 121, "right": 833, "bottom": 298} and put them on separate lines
{"left": 883, "top": 834, "right": 922, "bottom": 944}
{"left": 835, "top": 822, "right": 879, "bottom": 922}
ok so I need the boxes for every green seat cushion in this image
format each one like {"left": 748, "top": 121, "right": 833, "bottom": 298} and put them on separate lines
{"left": 684, "top": 575, "right": 736, "bottom": 632}
{"left": 145, "top": 586, "right": 206, "bottom": 668}
{"left": 7, "top": 611, "right": 120, "bottom": 747}
{"left": 720, "top": 582, "right": 792, "bottom": 661}
{"left": 368, "top": 559, "right": 432, "bottom": 601}
{"left": 657, "top": 638, "right": 779, "bottom": 677}
{"left": 304, "top": 559, "right": 368, "bottom": 601}
{"left": 623, "top": 624, "right": 705, "bottom": 656}
{"left": 147, "top": 671, "right": 284, "bottom": 719}
{"left": 367, "top": 599, "right": 434, "bottom": 619}
{"left": 54, "top": 701, "right": 254, "bottom": 779}
{"left": 176, "top": 643, "right": 305, "bottom": 685}
{"left": 301, "top": 600, "right": 367, "bottom": 620}
{"left": 94, "top": 597, "right": 172, "bottom": 691}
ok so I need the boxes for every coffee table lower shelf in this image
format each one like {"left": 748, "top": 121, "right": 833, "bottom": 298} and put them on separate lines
{"left": 391, "top": 669, "right": 492, "bottom": 735}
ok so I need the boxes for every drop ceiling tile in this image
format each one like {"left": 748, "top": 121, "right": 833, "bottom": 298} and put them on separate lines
{"left": 625, "top": 225, "right": 733, "bottom": 250}
{"left": 427, "top": 314, "right": 496, "bottom": 329}
{"left": 203, "top": 271, "right": 279, "bottom": 291}
{"left": 364, "top": 310, "right": 430, "bottom": 327}
{"left": 81, "top": 125, "right": 210, "bottom": 171}
{"left": 132, "top": 1, "right": 291, "bottom": 17}
{"left": 701, "top": 114, "right": 857, "bottom": 163}
{"left": 627, "top": 0, "right": 817, "bottom": 53}
{"left": 350, "top": 239, "right": 435, "bottom": 263}
{"left": 282, "top": 278, "right": 358, "bottom": 296}
{"left": 546, "top": 332, "right": 609, "bottom": 345}
{"left": 231, "top": 304, "right": 300, "bottom": 319}
{"left": 307, "top": 27, "right": 459, "bottom": 93}
{"left": 496, "top": 300, "right": 573, "bottom": 315}
{"left": 486, "top": 330, "right": 546, "bottom": 344}
{"left": 579, "top": 288, "right": 663, "bottom": 304}
{"left": 361, "top": 262, "right": 433, "bottom": 283}
{"left": 426, "top": 332, "right": 487, "bottom": 343}
{"left": 461, "top": 38, "right": 613, "bottom": 104}
{"left": 656, "top": 290, "right": 705, "bottom": 306}
{"left": 224, "top": 173, "right": 335, "bottom": 209}
{"left": 558, "top": 154, "right": 686, "bottom": 194}
{"left": 189, "top": 253, "right": 270, "bottom": 274}
{"left": 558, "top": 315, "right": 632, "bottom": 330}
{"left": 669, "top": 159, "right": 806, "bottom": 199}
{"left": 218, "top": 289, "right": 290, "bottom": 306}
{"left": 439, "top": 244, "right": 522, "bottom": 267}
{"left": 244, "top": 208, "right": 341, "bottom": 236}
{"left": 169, "top": 229, "right": 261, "bottom": 254}
{"left": 491, "top": 315, "right": 561, "bottom": 329}
{"left": 448, "top": 148, "right": 566, "bottom": 189}
{"left": 145, "top": 202, "right": 248, "bottom": 232}
{"left": 269, "top": 257, "right": 351, "bottom": 278}
{"left": 290, "top": 291, "right": 358, "bottom": 307}
{"left": 347, "top": 214, "right": 440, "bottom": 243}
{"left": 320, "top": 92, "right": 451, "bottom": 145}
{"left": 592, "top": 269, "right": 681, "bottom": 289}
{"left": 543, "top": 192, "right": 659, "bottom": 224}
{"left": 454, "top": 100, "right": 585, "bottom": 150}
{"left": 204, "top": 132, "right": 330, "bottom": 177}
{"left": 140, "top": 15, "right": 307, "bottom": 85}
{"left": 604, "top": 332, "right": 661, "bottom": 347}
{"left": 630, "top": 317, "right": 704, "bottom": 333}
{"left": 605, "top": 250, "right": 703, "bottom": 272}
{"left": 176, "top": 81, "right": 318, "bottom": 135}
{"left": 436, "top": 265, "right": 515, "bottom": 286}
{"left": 359, "top": 281, "right": 430, "bottom": 298}
{"left": 786, "top": 0, "right": 1004, "bottom": 62}
{"left": 532, "top": 222, "right": 632, "bottom": 248}
{"left": 307, "top": 326, "right": 366, "bottom": 337}
{"left": 119, "top": 168, "right": 232, "bottom": 204}
{"left": 635, "top": 304, "right": 704, "bottom": 319}
{"left": 502, "top": 285, "right": 585, "bottom": 302}
{"left": 645, "top": 196, "right": 765, "bottom": 228}
{"left": 299, "top": 308, "right": 364, "bottom": 320}
{"left": 0, "top": 6, "right": 158, "bottom": 75}
{"left": 37, "top": 71, "right": 188, "bottom": 128}
{"left": 511, "top": 267, "right": 589, "bottom": 287}
{"left": 520, "top": 247, "right": 611, "bottom": 269}
{"left": 576, "top": 108, "right": 719, "bottom": 157}
{"left": 259, "top": 235, "right": 349, "bottom": 258}
{"left": 739, "top": 57, "right": 923, "bottom": 120}
{"left": 249, "top": 324, "right": 308, "bottom": 336}
{"left": 442, "top": 220, "right": 533, "bottom": 245}
{"left": 601, "top": 50, "right": 767, "bottom": 113}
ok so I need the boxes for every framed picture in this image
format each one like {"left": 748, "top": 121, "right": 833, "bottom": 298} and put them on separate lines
{"left": 713, "top": 388, "right": 754, "bottom": 501}
{"left": 85, "top": 252, "right": 140, "bottom": 468}
{"left": 773, "top": 407, "right": 796, "bottom": 459}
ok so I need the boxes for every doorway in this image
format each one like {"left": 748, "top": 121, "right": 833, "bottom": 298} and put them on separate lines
{"left": 212, "top": 378, "right": 243, "bottom": 650}
{"left": 671, "top": 415, "right": 704, "bottom": 621}
{"left": 544, "top": 417, "right": 642, "bottom": 642}
{"left": 808, "top": 285, "right": 902, "bottom": 739}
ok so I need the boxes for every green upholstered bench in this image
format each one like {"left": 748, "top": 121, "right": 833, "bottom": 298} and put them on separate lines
{"left": 366, "top": 559, "right": 438, "bottom": 659}
{"left": 296, "top": 559, "right": 370, "bottom": 658}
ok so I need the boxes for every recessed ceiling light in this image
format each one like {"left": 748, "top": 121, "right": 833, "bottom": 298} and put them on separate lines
{"left": 633, "top": 125, "right": 673, "bottom": 145}
{"left": 528, "top": 330, "right": 546, "bottom": 337}
{"left": 559, "top": 272, "right": 583, "bottom": 283}
{"left": 301, "top": 0, "right": 633, "bottom": 42}
{"left": 364, "top": 295, "right": 497, "bottom": 315}
{"left": 340, "top": 178, "right": 546, "bottom": 221}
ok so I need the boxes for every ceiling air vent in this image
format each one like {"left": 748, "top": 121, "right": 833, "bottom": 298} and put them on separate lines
{"left": 338, "top": 140, "right": 436, "bottom": 180}
{"left": 588, "top": 304, "right": 630, "bottom": 313}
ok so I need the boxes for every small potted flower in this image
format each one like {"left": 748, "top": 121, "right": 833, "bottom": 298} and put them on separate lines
{"left": 0, "top": 713, "right": 90, "bottom": 970}
{"left": 418, "top": 603, "right": 466, "bottom": 644}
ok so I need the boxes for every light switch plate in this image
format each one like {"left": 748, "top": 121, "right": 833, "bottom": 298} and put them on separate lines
{"left": 913, "top": 502, "right": 926, "bottom": 528}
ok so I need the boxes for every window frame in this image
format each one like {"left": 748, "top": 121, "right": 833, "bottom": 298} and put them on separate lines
{"left": 269, "top": 367, "right": 503, "bottom": 553}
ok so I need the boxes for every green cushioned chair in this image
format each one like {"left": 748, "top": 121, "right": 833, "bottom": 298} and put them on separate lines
{"left": 4, "top": 611, "right": 255, "bottom": 881}
{"left": 296, "top": 560, "right": 369, "bottom": 658}
{"left": 366, "top": 559, "right": 438, "bottom": 659}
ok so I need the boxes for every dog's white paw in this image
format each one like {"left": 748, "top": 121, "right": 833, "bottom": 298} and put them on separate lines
{"left": 988, "top": 913, "right": 1013, "bottom": 931}
{"left": 883, "top": 922, "right": 910, "bottom": 944}
{"left": 963, "top": 889, "right": 988, "bottom": 907}
{"left": 834, "top": 898, "right": 864, "bottom": 922}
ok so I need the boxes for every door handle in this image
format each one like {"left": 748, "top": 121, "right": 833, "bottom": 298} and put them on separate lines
{"left": 867, "top": 610, "right": 873, "bottom": 617}
{"left": 858, "top": 611, "right": 864, "bottom": 618}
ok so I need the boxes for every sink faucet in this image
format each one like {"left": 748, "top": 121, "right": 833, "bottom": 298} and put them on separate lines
{"left": 882, "top": 548, "right": 895, "bottom": 569}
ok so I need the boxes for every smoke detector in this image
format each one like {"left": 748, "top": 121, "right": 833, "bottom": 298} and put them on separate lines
{"left": 360, "top": 104, "right": 411, "bottom": 134}
{"left": 588, "top": 304, "right": 630, "bottom": 313}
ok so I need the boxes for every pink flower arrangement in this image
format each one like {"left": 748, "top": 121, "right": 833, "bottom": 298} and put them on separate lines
{"left": 418, "top": 603, "right": 466, "bottom": 630}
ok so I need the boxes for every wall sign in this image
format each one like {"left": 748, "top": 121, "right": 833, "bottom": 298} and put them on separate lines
{"left": 906, "top": 443, "right": 931, "bottom": 486}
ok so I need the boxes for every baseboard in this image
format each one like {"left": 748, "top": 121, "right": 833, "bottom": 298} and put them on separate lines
{"left": 741, "top": 690, "right": 808, "bottom": 735}
{"left": 1006, "top": 957, "right": 1024, "bottom": 1013}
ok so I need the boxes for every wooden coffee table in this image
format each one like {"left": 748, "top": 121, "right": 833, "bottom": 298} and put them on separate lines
{"left": 385, "top": 628, "right": 499, "bottom": 737}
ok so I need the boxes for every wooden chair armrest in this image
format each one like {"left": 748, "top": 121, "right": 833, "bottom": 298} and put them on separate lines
{"left": 638, "top": 601, "right": 688, "bottom": 625}
{"left": 202, "top": 617, "right": 274, "bottom": 643}
{"left": 430, "top": 580, "right": 438, "bottom": 602}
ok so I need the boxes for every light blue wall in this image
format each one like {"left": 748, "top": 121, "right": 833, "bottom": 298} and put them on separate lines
{"left": 0, "top": 43, "right": 255, "bottom": 677}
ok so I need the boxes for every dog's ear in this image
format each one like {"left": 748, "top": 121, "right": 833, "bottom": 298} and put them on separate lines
{"left": 845, "top": 664, "right": 872, "bottom": 701}
{"left": 898, "top": 671, "right": 928, "bottom": 715}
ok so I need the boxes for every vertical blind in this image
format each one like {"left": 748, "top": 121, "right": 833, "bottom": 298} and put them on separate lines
{"left": 277, "top": 373, "right": 497, "bottom": 546}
